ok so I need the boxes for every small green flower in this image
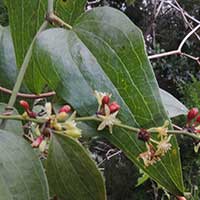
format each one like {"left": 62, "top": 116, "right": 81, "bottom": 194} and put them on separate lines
{"left": 97, "top": 104, "right": 120, "bottom": 133}
{"left": 155, "top": 135, "right": 172, "bottom": 156}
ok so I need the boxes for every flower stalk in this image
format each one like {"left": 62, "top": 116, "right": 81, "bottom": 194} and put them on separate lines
{"left": 0, "top": 114, "right": 200, "bottom": 140}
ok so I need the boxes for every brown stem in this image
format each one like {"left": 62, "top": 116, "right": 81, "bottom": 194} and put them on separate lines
{"left": 174, "top": 0, "right": 200, "bottom": 40}
{"left": 46, "top": 13, "right": 72, "bottom": 29}
{"left": 148, "top": 24, "right": 200, "bottom": 63}
{"left": 0, "top": 86, "right": 56, "bottom": 99}
{"left": 166, "top": 1, "right": 200, "bottom": 24}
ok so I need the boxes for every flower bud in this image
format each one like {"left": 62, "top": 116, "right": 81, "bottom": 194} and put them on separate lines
{"left": 187, "top": 108, "right": 199, "bottom": 121}
{"left": 102, "top": 95, "right": 110, "bottom": 105}
{"left": 53, "top": 123, "right": 62, "bottom": 131}
{"left": 19, "top": 100, "right": 30, "bottom": 110}
{"left": 138, "top": 129, "right": 151, "bottom": 142}
{"left": 196, "top": 115, "right": 200, "bottom": 123}
{"left": 65, "top": 129, "right": 82, "bottom": 138}
{"left": 109, "top": 102, "right": 120, "bottom": 113}
{"left": 31, "top": 136, "right": 43, "bottom": 148}
{"left": 59, "top": 105, "right": 71, "bottom": 113}
{"left": 56, "top": 112, "right": 68, "bottom": 122}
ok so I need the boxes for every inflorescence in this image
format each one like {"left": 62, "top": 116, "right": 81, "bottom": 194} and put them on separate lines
{"left": 17, "top": 91, "right": 200, "bottom": 166}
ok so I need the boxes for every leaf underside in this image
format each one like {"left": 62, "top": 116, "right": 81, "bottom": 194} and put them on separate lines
{"left": 160, "top": 89, "right": 188, "bottom": 118}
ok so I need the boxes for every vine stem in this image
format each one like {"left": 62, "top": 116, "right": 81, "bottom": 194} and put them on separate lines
{"left": 0, "top": 86, "right": 56, "bottom": 99}
{"left": 46, "top": 0, "right": 72, "bottom": 30}
{"left": 48, "top": 0, "right": 54, "bottom": 14}
{"left": 46, "top": 13, "right": 72, "bottom": 30}
{"left": 7, "top": 21, "right": 48, "bottom": 108}
{"left": 0, "top": 115, "right": 46, "bottom": 124}
{"left": 0, "top": 114, "right": 200, "bottom": 140}
{"left": 75, "top": 116, "right": 200, "bottom": 140}
{"left": 0, "top": 21, "right": 48, "bottom": 129}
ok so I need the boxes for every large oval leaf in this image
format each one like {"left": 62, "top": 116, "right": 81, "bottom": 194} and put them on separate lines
{"left": 4, "top": 0, "right": 87, "bottom": 93}
{"left": 0, "top": 25, "right": 17, "bottom": 102}
{"left": 46, "top": 133, "right": 106, "bottom": 200}
{"left": 33, "top": 7, "right": 184, "bottom": 195}
{"left": 0, "top": 129, "right": 49, "bottom": 200}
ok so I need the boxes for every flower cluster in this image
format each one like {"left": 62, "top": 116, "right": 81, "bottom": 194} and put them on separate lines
{"left": 185, "top": 108, "right": 200, "bottom": 152}
{"left": 138, "top": 121, "right": 172, "bottom": 167}
{"left": 94, "top": 91, "right": 121, "bottom": 133}
{"left": 186, "top": 107, "right": 200, "bottom": 131}
{"left": 20, "top": 101, "right": 82, "bottom": 152}
{"left": 50, "top": 109, "right": 82, "bottom": 138}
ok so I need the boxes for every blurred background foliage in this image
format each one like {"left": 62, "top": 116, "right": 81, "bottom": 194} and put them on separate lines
{"left": 0, "top": 0, "right": 200, "bottom": 199}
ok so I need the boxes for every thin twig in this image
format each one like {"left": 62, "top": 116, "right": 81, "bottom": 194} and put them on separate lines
{"left": 178, "top": 24, "right": 200, "bottom": 51}
{"left": 155, "top": 0, "right": 165, "bottom": 19}
{"left": 149, "top": 50, "right": 180, "bottom": 59}
{"left": 0, "top": 86, "right": 56, "bottom": 99}
{"left": 174, "top": 0, "right": 200, "bottom": 40}
{"left": 98, "top": 149, "right": 122, "bottom": 167}
{"left": 87, "top": 0, "right": 101, "bottom": 5}
{"left": 149, "top": 24, "right": 200, "bottom": 62}
{"left": 0, "top": 21, "right": 48, "bottom": 129}
{"left": 172, "top": 124, "right": 183, "bottom": 131}
{"left": 107, "top": 150, "right": 122, "bottom": 160}
{"left": 165, "top": 1, "right": 200, "bottom": 24}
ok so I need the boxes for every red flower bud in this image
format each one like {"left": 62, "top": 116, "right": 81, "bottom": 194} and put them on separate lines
{"left": 31, "top": 136, "right": 43, "bottom": 148}
{"left": 58, "top": 105, "right": 71, "bottom": 113}
{"left": 19, "top": 100, "right": 30, "bottom": 110}
{"left": 109, "top": 101, "right": 120, "bottom": 113}
{"left": 196, "top": 115, "right": 200, "bottom": 123}
{"left": 187, "top": 108, "right": 199, "bottom": 121}
{"left": 102, "top": 95, "right": 110, "bottom": 105}
{"left": 138, "top": 128, "right": 151, "bottom": 142}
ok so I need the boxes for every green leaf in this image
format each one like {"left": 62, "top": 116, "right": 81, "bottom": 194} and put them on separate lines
{"left": 0, "top": 25, "right": 29, "bottom": 104}
{"left": 4, "top": 0, "right": 87, "bottom": 93}
{"left": 0, "top": 25, "right": 17, "bottom": 102}
{"left": 160, "top": 89, "right": 188, "bottom": 118}
{"left": 54, "top": 0, "right": 87, "bottom": 25}
{"left": 0, "top": 103, "right": 23, "bottom": 134}
{"left": 46, "top": 133, "right": 106, "bottom": 200}
{"left": 0, "top": 129, "right": 49, "bottom": 200}
{"left": 33, "top": 7, "right": 184, "bottom": 195}
{"left": 4, "top": 0, "right": 47, "bottom": 92}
